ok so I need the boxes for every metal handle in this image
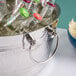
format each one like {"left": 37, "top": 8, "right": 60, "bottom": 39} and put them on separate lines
{"left": 29, "top": 33, "right": 59, "bottom": 63}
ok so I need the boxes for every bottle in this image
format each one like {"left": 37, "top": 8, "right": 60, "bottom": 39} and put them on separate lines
{"left": 40, "top": 0, "right": 56, "bottom": 26}
{"left": 0, "top": 0, "right": 8, "bottom": 21}
{"left": 40, "top": 0, "right": 56, "bottom": 18}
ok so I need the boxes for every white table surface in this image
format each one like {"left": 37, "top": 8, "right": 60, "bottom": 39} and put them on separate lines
{"left": 37, "top": 28, "right": 76, "bottom": 76}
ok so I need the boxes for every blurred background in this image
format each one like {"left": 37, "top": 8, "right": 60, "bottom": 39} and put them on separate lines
{"left": 56, "top": 0, "right": 76, "bottom": 29}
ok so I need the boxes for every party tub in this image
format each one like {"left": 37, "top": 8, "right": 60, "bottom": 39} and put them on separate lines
{"left": 0, "top": 0, "right": 60, "bottom": 76}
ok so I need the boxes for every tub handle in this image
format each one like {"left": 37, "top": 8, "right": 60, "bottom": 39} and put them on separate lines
{"left": 29, "top": 33, "right": 59, "bottom": 63}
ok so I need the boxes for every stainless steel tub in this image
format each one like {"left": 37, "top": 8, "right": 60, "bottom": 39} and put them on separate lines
{"left": 0, "top": 1, "right": 60, "bottom": 75}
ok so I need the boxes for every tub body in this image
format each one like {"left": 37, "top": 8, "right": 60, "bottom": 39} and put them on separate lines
{"left": 0, "top": 28, "right": 56, "bottom": 76}
{"left": 0, "top": 1, "right": 60, "bottom": 75}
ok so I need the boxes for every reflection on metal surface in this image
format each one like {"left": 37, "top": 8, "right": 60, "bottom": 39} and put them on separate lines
{"left": 22, "top": 32, "right": 36, "bottom": 49}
